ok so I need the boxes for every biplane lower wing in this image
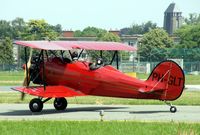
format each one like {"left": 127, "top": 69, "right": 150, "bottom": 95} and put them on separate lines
{"left": 12, "top": 86, "right": 86, "bottom": 98}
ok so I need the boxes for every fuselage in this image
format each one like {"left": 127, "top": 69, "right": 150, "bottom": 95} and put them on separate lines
{"left": 37, "top": 58, "right": 162, "bottom": 100}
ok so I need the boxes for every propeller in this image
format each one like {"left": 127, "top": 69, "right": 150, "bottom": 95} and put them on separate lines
{"left": 21, "top": 48, "right": 33, "bottom": 100}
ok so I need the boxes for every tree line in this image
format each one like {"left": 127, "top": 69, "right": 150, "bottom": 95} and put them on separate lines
{"left": 0, "top": 18, "right": 63, "bottom": 65}
{"left": 0, "top": 13, "right": 200, "bottom": 66}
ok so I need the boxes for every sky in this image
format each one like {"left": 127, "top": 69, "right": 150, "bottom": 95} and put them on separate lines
{"left": 1, "top": 0, "right": 200, "bottom": 30}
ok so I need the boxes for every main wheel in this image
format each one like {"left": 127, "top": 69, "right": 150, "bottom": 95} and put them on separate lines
{"left": 29, "top": 98, "right": 43, "bottom": 112}
{"left": 54, "top": 98, "right": 68, "bottom": 111}
{"left": 170, "top": 106, "right": 177, "bottom": 113}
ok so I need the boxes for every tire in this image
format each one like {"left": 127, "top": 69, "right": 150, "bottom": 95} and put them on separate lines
{"left": 29, "top": 98, "right": 43, "bottom": 112}
{"left": 170, "top": 106, "right": 177, "bottom": 113}
{"left": 54, "top": 98, "right": 67, "bottom": 111}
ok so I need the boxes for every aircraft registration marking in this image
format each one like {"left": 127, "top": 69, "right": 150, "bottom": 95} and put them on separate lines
{"left": 152, "top": 72, "right": 183, "bottom": 86}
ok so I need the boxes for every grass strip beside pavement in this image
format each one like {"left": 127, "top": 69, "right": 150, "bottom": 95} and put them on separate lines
{"left": 0, "top": 91, "right": 199, "bottom": 105}
{"left": 0, "top": 121, "right": 199, "bottom": 135}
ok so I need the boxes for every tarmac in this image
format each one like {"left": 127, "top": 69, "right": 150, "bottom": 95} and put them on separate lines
{"left": 0, "top": 86, "right": 199, "bottom": 122}
{"left": 0, "top": 104, "right": 199, "bottom": 122}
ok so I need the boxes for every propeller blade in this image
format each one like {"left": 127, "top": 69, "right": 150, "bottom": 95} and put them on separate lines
{"left": 21, "top": 92, "right": 25, "bottom": 101}
{"left": 27, "top": 48, "right": 33, "bottom": 69}
{"left": 21, "top": 48, "right": 33, "bottom": 100}
{"left": 22, "top": 48, "right": 33, "bottom": 87}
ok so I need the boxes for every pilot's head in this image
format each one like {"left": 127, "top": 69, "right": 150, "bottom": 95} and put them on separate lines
{"left": 72, "top": 51, "right": 78, "bottom": 56}
{"left": 71, "top": 51, "right": 78, "bottom": 59}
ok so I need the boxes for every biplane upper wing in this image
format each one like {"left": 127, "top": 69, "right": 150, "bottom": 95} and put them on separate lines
{"left": 14, "top": 41, "right": 136, "bottom": 51}
{"left": 12, "top": 86, "right": 86, "bottom": 98}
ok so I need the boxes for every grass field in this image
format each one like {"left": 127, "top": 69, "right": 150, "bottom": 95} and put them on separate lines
{"left": 0, "top": 121, "right": 199, "bottom": 135}
{"left": 0, "top": 71, "right": 200, "bottom": 85}
{"left": 0, "top": 71, "right": 24, "bottom": 80}
{"left": 0, "top": 91, "right": 199, "bottom": 105}
{"left": 0, "top": 71, "right": 23, "bottom": 86}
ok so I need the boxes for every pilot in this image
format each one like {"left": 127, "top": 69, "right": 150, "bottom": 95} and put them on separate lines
{"left": 71, "top": 51, "right": 78, "bottom": 61}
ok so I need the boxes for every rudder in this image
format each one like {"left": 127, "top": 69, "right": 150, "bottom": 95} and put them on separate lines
{"left": 146, "top": 60, "right": 185, "bottom": 101}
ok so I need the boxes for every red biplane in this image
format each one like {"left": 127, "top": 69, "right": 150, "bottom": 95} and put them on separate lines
{"left": 13, "top": 41, "right": 185, "bottom": 113}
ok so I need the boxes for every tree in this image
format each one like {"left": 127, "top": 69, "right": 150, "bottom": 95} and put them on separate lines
{"left": 52, "top": 24, "right": 62, "bottom": 34}
{"left": 185, "top": 13, "right": 200, "bottom": 25}
{"left": 73, "top": 30, "right": 82, "bottom": 37}
{"left": 24, "top": 19, "right": 60, "bottom": 40}
{"left": 11, "top": 17, "right": 27, "bottom": 39}
{"left": 0, "top": 37, "right": 14, "bottom": 65}
{"left": 128, "top": 23, "right": 143, "bottom": 34}
{"left": 142, "top": 21, "right": 157, "bottom": 33}
{"left": 175, "top": 24, "right": 200, "bottom": 48}
{"left": 138, "top": 28, "right": 174, "bottom": 61}
{"left": 98, "top": 32, "right": 121, "bottom": 42}
{"left": 120, "top": 27, "right": 129, "bottom": 35}
{"left": 0, "top": 20, "right": 13, "bottom": 39}
{"left": 74, "top": 26, "right": 107, "bottom": 38}
{"left": 174, "top": 23, "right": 200, "bottom": 61}
{"left": 120, "top": 21, "right": 157, "bottom": 35}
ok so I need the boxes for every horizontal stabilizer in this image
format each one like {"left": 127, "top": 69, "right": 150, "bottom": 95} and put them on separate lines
{"left": 138, "top": 88, "right": 165, "bottom": 94}
{"left": 12, "top": 86, "right": 86, "bottom": 98}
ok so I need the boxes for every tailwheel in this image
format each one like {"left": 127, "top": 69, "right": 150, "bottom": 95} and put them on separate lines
{"left": 165, "top": 101, "right": 177, "bottom": 113}
{"left": 54, "top": 98, "right": 68, "bottom": 111}
{"left": 170, "top": 106, "right": 177, "bottom": 113}
{"left": 29, "top": 98, "right": 43, "bottom": 112}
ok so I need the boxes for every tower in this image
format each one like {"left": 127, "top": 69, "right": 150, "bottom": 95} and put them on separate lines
{"left": 164, "top": 3, "right": 182, "bottom": 35}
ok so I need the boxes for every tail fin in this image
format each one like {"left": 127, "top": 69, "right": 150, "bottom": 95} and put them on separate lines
{"left": 145, "top": 60, "right": 185, "bottom": 101}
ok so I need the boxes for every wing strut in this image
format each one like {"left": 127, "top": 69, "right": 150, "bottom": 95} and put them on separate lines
{"left": 109, "top": 51, "right": 119, "bottom": 69}
{"left": 110, "top": 51, "right": 117, "bottom": 65}
{"left": 24, "top": 47, "right": 29, "bottom": 87}
{"left": 116, "top": 51, "right": 119, "bottom": 69}
{"left": 100, "top": 50, "right": 103, "bottom": 58}
{"left": 68, "top": 50, "right": 72, "bottom": 60}
{"left": 78, "top": 49, "right": 84, "bottom": 59}
{"left": 41, "top": 50, "right": 46, "bottom": 91}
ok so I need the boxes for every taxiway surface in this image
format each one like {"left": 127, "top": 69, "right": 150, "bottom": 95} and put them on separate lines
{"left": 0, "top": 104, "right": 199, "bottom": 122}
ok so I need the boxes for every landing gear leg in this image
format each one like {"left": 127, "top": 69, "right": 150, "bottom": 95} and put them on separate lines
{"left": 165, "top": 101, "right": 177, "bottom": 113}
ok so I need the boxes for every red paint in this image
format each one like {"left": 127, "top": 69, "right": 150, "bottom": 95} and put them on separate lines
{"left": 13, "top": 41, "right": 184, "bottom": 101}
{"left": 14, "top": 60, "right": 185, "bottom": 101}
{"left": 14, "top": 86, "right": 85, "bottom": 98}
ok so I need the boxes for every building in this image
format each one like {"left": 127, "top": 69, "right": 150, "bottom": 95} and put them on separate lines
{"left": 163, "top": 2, "right": 183, "bottom": 35}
